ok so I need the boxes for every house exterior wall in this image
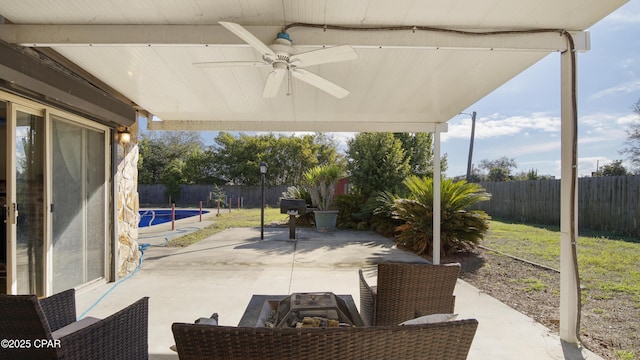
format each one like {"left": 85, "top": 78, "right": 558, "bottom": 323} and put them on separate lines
{"left": 116, "top": 123, "right": 141, "bottom": 277}
{"left": 2, "top": 41, "right": 141, "bottom": 291}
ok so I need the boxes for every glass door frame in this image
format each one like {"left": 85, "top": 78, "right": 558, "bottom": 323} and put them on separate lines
{"left": 5, "top": 100, "right": 17, "bottom": 294}
{"left": 46, "top": 109, "right": 111, "bottom": 294}
{"left": 5, "top": 100, "right": 47, "bottom": 295}
{"left": 2, "top": 91, "right": 111, "bottom": 295}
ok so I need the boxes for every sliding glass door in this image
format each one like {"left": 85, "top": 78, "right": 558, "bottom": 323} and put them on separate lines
{"left": 51, "top": 115, "right": 107, "bottom": 293}
{"left": 2, "top": 91, "right": 110, "bottom": 295}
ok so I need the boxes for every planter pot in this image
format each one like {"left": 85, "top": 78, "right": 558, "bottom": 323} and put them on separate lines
{"left": 313, "top": 210, "right": 339, "bottom": 232}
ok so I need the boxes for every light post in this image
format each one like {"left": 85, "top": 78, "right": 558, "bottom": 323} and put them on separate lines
{"left": 260, "top": 162, "right": 267, "bottom": 240}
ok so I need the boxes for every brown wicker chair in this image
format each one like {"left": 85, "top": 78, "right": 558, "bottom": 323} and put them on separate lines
{"left": 0, "top": 289, "right": 148, "bottom": 360}
{"left": 359, "top": 262, "right": 461, "bottom": 326}
{"left": 172, "top": 319, "right": 478, "bottom": 360}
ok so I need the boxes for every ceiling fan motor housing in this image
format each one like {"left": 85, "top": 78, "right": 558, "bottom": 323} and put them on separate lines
{"left": 269, "top": 36, "right": 295, "bottom": 65}
{"left": 210, "top": 22, "right": 356, "bottom": 98}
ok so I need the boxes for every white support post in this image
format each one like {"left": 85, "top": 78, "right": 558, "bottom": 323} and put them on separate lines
{"left": 559, "top": 47, "right": 579, "bottom": 343}
{"left": 433, "top": 125, "right": 442, "bottom": 265}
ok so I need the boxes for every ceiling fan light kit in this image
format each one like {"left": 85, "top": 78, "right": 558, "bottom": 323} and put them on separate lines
{"left": 194, "top": 21, "right": 358, "bottom": 99}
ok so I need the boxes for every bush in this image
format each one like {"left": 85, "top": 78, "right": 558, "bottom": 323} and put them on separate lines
{"left": 335, "top": 191, "right": 368, "bottom": 229}
{"left": 385, "top": 176, "right": 491, "bottom": 256}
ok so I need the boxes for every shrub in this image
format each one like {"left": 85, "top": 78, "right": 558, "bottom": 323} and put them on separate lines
{"left": 386, "top": 176, "right": 491, "bottom": 256}
{"left": 302, "top": 165, "right": 345, "bottom": 210}
{"left": 370, "top": 191, "right": 403, "bottom": 237}
{"left": 335, "top": 191, "right": 367, "bottom": 229}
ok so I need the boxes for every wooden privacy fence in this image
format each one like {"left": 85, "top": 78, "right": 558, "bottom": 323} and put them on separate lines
{"left": 473, "top": 176, "right": 639, "bottom": 237}
{"left": 139, "top": 184, "right": 291, "bottom": 208}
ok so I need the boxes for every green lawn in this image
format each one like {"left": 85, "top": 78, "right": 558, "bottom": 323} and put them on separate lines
{"left": 167, "top": 208, "right": 288, "bottom": 247}
{"left": 483, "top": 219, "right": 640, "bottom": 300}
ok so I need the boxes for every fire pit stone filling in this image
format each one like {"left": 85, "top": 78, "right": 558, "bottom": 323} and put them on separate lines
{"left": 266, "top": 292, "right": 356, "bottom": 328}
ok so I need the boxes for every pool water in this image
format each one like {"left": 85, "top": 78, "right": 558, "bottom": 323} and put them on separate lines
{"left": 138, "top": 209, "right": 210, "bottom": 227}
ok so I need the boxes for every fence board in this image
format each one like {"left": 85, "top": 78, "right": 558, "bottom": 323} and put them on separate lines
{"left": 139, "top": 184, "right": 291, "bottom": 208}
{"left": 473, "top": 176, "right": 639, "bottom": 237}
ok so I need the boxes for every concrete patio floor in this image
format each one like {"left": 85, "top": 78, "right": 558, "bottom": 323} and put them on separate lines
{"left": 75, "top": 214, "right": 602, "bottom": 359}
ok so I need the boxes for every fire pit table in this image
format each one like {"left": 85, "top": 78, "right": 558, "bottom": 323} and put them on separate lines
{"left": 238, "top": 292, "right": 365, "bottom": 328}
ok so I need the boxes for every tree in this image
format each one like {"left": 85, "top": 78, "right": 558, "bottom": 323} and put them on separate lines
{"left": 346, "top": 133, "right": 410, "bottom": 198}
{"left": 478, "top": 157, "right": 517, "bottom": 181}
{"left": 138, "top": 131, "right": 206, "bottom": 201}
{"left": 393, "top": 133, "right": 447, "bottom": 177}
{"left": 620, "top": 98, "right": 640, "bottom": 174}
{"left": 211, "top": 132, "right": 341, "bottom": 186}
{"left": 183, "top": 148, "right": 221, "bottom": 184}
{"left": 212, "top": 132, "right": 268, "bottom": 186}
{"left": 138, "top": 131, "right": 204, "bottom": 184}
{"left": 593, "top": 160, "right": 629, "bottom": 176}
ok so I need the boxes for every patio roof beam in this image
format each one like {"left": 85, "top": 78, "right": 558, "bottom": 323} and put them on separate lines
{"left": 0, "top": 24, "right": 589, "bottom": 52}
{"left": 0, "top": 40, "right": 135, "bottom": 127}
{"left": 147, "top": 119, "right": 448, "bottom": 133}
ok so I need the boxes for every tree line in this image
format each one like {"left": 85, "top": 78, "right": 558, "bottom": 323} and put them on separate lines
{"left": 139, "top": 96, "right": 639, "bottom": 199}
{"left": 138, "top": 131, "right": 443, "bottom": 200}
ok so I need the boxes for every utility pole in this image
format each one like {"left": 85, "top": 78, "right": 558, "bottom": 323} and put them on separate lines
{"left": 466, "top": 111, "right": 477, "bottom": 182}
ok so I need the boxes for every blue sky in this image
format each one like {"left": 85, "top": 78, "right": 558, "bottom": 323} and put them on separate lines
{"left": 146, "top": 1, "right": 640, "bottom": 179}
{"left": 442, "top": 1, "right": 640, "bottom": 178}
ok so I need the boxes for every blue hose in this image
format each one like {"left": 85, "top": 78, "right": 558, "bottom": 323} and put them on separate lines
{"left": 78, "top": 243, "right": 150, "bottom": 319}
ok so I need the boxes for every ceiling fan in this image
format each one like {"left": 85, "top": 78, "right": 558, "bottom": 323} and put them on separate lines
{"left": 194, "top": 22, "right": 358, "bottom": 98}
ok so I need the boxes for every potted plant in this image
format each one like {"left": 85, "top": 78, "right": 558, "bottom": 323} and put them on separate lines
{"left": 303, "top": 164, "right": 344, "bottom": 232}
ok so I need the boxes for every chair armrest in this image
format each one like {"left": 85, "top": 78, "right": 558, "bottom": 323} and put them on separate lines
{"left": 57, "top": 297, "right": 149, "bottom": 360}
{"left": 39, "top": 289, "right": 77, "bottom": 332}
{"left": 358, "top": 269, "right": 376, "bottom": 326}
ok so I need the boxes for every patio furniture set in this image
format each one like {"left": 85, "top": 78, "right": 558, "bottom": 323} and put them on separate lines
{"left": 0, "top": 262, "right": 478, "bottom": 360}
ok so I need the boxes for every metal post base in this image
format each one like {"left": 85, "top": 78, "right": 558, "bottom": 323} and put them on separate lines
{"left": 289, "top": 215, "right": 296, "bottom": 240}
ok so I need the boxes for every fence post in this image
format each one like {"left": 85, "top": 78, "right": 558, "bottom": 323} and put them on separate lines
{"left": 171, "top": 203, "right": 175, "bottom": 231}
{"left": 199, "top": 201, "right": 203, "bottom": 222}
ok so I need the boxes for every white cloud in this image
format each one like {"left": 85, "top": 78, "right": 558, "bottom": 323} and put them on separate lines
{"left": 588, "top": 79, "right": 640, "bottom": 101}
{"left": 442, "top": 113, "right": 560, "bottom": 141}
{"left": 617, "top": 113, "right": 640, "bottom": 126}
{"left": 580, "top": 113, "right": 638, "bottom": 141}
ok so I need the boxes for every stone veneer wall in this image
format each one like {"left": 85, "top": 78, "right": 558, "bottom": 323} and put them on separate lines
{"left": 116, "top": 123, "right": 141, "bottom": 277}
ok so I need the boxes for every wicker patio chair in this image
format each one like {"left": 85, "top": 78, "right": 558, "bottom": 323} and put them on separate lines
{"left": 359, "top": 262, "right": 461, "bottom": 326}
{"left": 0, "top": 289, "right": 148, "bottom": 360}
{"left": 172, "top": 318, "right": 478, "bottom": 360}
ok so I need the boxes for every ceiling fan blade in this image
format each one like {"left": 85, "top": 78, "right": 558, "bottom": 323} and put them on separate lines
{"left": 219, "top": 22, "right": 277, "bottom": 60}
{"left": 263, "top": 69, "right": 286, "bottom": 98}
{"left": 290, "top": 45, "right": 358, "bottom": 68}
{"left": 194, "top": 61, "right": 267, "bottom": 68}
{"left": 291, "top": 68, "right": 350, "bottom": 99}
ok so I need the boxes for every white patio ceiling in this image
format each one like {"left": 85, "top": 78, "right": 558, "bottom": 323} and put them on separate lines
{"left": 0, "top": 0, "right": 627, "bottom": 132}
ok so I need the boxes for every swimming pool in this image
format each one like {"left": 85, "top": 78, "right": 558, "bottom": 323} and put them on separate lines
{"left": 138, "top": 209, "right": 210, "bottom": 227}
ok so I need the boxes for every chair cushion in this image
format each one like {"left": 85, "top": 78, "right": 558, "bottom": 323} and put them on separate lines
{"left": 51, "top": 316, "right": 101, "bottom": 339}
{"left": 399, "top": 313, "right": 458, "bottom": 325}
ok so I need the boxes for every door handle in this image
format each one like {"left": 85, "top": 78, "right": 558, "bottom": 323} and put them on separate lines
{"left": 11, "top": 203, "right": 17, "bottom": 224}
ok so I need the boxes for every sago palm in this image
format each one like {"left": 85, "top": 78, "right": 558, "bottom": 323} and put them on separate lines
{"left": 389, "top": 176, "right": 491, "bottom": 256}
